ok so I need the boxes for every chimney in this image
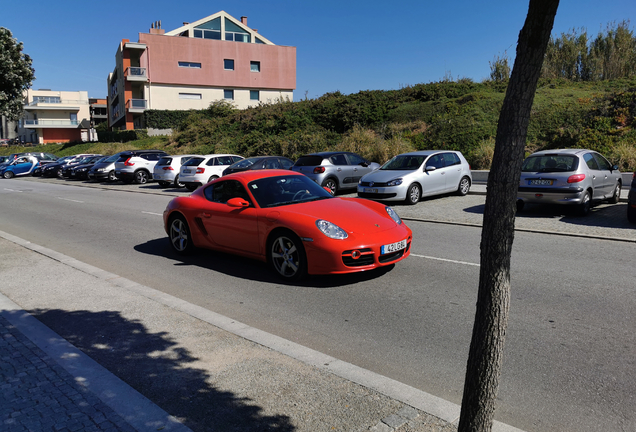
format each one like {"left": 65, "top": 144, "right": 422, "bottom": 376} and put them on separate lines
{"left": 241, "top": 16, "right": 248, "bottom": 26}
{"left": 149, "top": 20, "right": 165, "bottom": 35}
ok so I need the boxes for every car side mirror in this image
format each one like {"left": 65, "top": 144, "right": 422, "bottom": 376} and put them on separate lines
{"left": 612, "top": 165, "right": 619, "bottom": 171}
{"left": 425, "top": 166, "right": 436, "bottom": 172}
{"left": 360, "top": 162, "right": 369, "bottom": 167}
{"left": 227, "top": 197, "right": 250, "bottom": 208}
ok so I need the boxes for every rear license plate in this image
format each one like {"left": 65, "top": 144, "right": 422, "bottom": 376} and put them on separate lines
{"left": 115, "top": 171, "right": 121, "bottom": 175}
{"left": 529, "top": 179, "right": 553, "bottom": 186}
{"left": 364, "top": 188, "right": 378, "bottom": 193}
{"left": 183, "top": 169, "right": 191, "bottom": 174}
{"left": 381, "top": 239, "right": 407, "bottom": 254}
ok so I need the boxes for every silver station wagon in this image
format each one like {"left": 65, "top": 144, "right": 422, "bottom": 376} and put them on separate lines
{"left": 517, "top": 149, "right": 622, "bottom": 215}
{"left": 357, "top": 150, "right": 472, "bottom": 205}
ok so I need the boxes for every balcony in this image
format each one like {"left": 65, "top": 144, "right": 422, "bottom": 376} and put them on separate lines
{"left": 25, "top": 99, "right": 83, "bottom": 111}
{"left": 20, "top": 119, "right": 80, "bottom": 128}
{"left": 126, "top": 99, "right": 147, "bottom": 113}
{"left": 125, "top": 67, "right": 148, "bottom": 82}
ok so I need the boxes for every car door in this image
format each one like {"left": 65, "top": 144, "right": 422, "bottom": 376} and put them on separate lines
{"left": 329, "top": 153, "right": 354, "bottom": 188}
{"left": 582, "top": 152, "right": 606, "bottom": 199}
{"left": 346, "top": 153, "right": 373, "bottom": 183}
{"left": 420, "top": 154, "right": 447, "bottom": 195}
{"left": 441, "top": 152, "right": 463, "bottom": 192}
{"left": 200, "top": 180, "right": 260, "bottom": 255}
{"left": 592, "top": 152, "right": 615, "bottom": 197}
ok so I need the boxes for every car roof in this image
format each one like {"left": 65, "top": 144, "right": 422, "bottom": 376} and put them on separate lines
{"left": 395, "top": 150, "right": 454, "bottom": 157}
{"left": 528, "top": 149, "right": 589, "bottom": 156}
{"left": 120, "top": 149, "right": 168, "bottom": 156}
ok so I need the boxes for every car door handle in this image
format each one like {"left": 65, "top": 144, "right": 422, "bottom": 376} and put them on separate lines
{"left": 337, "top": 168, "right": 342, "bottom": 172}
{"left": 202, "top": 213, "right": 211, "bottom": 218}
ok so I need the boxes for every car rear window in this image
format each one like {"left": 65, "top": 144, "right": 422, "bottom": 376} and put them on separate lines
{"left": 184, "top": 157, "right": 205, "bottom": 167}
{"left": 157, "top": 157, "right": 172, "bottom": 166}
{"left": 521, "top": 155, "right": 579, "bottom": 172}
{"left": 294, "top": 156, "right": 324, "bottom": 166}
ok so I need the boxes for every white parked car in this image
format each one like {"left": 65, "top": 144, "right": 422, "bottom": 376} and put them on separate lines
{"left": 179, "top": 154, "right": 244, "bottom": 191}
{"left": 358, "top": 150, "right": 472, "bottom": 205}
{"left": 153, "top": 155, "right": 200, "bottom": 188}
{"left": 114, "top": 150, "right": 168, "bottom": 184}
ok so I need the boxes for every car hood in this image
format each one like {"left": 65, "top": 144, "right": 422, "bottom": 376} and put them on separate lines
{"left": 360, "top": 169, "right": 418, "bottom": 183}
{"left": 271, "top": 197, "right": 399, "bottom": 234}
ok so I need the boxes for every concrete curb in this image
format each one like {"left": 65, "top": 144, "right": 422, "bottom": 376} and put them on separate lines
{"left": 0, "top": 229, "right": 526, "bottom": 432}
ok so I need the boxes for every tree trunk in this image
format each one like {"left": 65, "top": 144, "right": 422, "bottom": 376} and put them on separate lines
{"left": 457, "top": 1, "right": 560, "bottom": 431}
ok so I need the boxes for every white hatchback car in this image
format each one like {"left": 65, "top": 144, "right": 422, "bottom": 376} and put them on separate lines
{"left": 153, "top": 155, "right": 200, "bottom": 188}
{"left": 179, "top": 154, "right": 244, "bottom": 191}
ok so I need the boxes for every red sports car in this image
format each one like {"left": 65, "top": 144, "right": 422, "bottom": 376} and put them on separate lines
{"left": 163, "top": 170, "right": 412, "bottom": 281}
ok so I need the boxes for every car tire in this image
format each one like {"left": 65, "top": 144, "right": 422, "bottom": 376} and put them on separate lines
{"left": 158, "top": 181, "right": 170, "bottom": 187}
{"left": 169, "top": 215, "right": 194, "bottom": 255}
{"left": 608, "top": 182, "right": 621, "bottom": 204}
{"left": 107, "top": 170, "right": 117, "bottom": 182}
{"left": 628, "top": 205, "right": 636, "bottom": 224}
{"left": 268, "top": 231, "right": 307, "bottom": 282}
{"left": 321, "top": 178, "right": 337, "bottom": 195}
{"left": 173, "top": 175, "right": 185, "bottom": 188}
{"left": 3, "top": 171, "right": 14, "bottom": 179}
{"left": 134, "top": 170, "right": 149, "bottom": 184}
{"left": 185, "top": 184, "right": 198, "bottom": 192}
{"left": 405, "top": 183, "right": 421, "bottom": 205}
{"left": 207, "top": 175, "right": 219, "bottom": 184}
{"left": 577, "top": 190, "right": 591, "bottom": 216}
{"left": 516, "top": 199, "right": 525, "bottom": 213}
{"left": 56, "top": 169, "right": 63, "bottom": 178}
{"left": 456, "top": 176, "right": 471, "bottom": 196}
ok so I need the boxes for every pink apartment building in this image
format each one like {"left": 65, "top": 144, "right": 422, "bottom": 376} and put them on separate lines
{"left": 107, "top": 11, "right": 297, "bottom": 130}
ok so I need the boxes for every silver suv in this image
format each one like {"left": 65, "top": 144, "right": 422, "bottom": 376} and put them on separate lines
{"left": 153, "top": 155, "right": 200, "bottom": 188}
{"left": 114, "top": 150, "right": 168, "bottom": 184}
{"left": 292, "top": 151, "right": 380, "bottom": 194}
{"left": 517, "top": 149, "right": 622, "bottom": 216}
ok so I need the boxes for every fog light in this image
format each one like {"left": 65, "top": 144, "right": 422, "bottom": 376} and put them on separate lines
{"left": 351, "top": 250, "right": 361, "bottom": 259}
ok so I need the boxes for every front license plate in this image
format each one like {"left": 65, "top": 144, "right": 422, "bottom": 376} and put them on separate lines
{"left": 529, "top": 179, "right": 553, "bottom": 186}
{"left": 381, "top": 239, "right": 407, "bottom": 254}
{"left": 364, "top": 188, "right": 378, "bottom": 193}
{"left": 115, "top": 171, "right": 121, "bottom": 175}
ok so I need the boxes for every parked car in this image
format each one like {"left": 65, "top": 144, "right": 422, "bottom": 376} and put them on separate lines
{"left": 68, "top": 156, "right": 110, "bottom": 180}
{"left": 627, "top": 173, "right": 636, "bottom": 224}
{"left": 517, "top": 149, "right": 622, "bottom": 216}
{"left": 222, "top": 156, "right": 294, "bottom": 177}
{"left": 358, "top": 150, "right": 472, "bottom": 205}
{"left": 163, "top": 170, "right": 412, "bottom": 281}
{"left": 1, "top": 156, "right": 40, "bottom": 178}
{"left": 153, "top": 155, "right": 201, "bottom": 188}
{"left": 87, "top": 152, "right": 129, "bottom": 182}
{"left": 179, "top": 154, "right": 244, "bottom": 191}
{"left": 0, "top": 156, "right": 9, "bottom": 164}
{"left": 61, "top": 155, "right": 105, "bottom": 178}
{"left": 40, "top": 154, "right": 100, "bottom": 178}
{"left": 292, "top": 151, "right": 380, "bottom": 195}
{"left": 114, "top": 150, "right": 168, "bottom": 184}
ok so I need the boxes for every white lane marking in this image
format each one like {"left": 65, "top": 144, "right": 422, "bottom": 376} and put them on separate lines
{"left": 4, "top": 188, "right": 23, "bottom": 192}
{"left": 142, "top": 211, "right": 163, "bottom": 216}
{"left": 412, "top": 253, "right": 480, "bottom": 267}
{"left": 57, "top": 197, "right": 84, "bottom": 203}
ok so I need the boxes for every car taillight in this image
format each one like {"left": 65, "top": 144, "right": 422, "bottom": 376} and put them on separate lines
{"left": 567, "top": 174, "right": 586, "bottom": 183}
{"left": 196, "top": 167, "right": 205, "bottom": 174}
{"left": 124, "top": 158, "right": 134, "bottom": 166}
{"left": 313, "top": 166, "right": 325, "bottom": 174}
{"left": 162, "top": 166, "right": 174, "bottom": 170}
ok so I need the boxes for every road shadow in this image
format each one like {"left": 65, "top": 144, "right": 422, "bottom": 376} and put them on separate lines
{"left": 134, "top": 238, "right": 397, "bottom": 288}
{"left": 25, "top": 308, "right": 295, "bottom": 432}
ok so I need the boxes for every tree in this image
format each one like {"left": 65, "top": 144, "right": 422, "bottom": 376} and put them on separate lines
{"left": 0, "top": 27, "right": 35, "bottom": 121}
{"left": 458, "top": 1, "right": 560, "bottom": 431}
{"left": 489, "top": 53, "right": 511, "bottom": 82}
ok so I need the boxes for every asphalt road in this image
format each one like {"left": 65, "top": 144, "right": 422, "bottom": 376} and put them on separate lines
{"left": 1, "top": 176, "right": 634, "bottom": 432}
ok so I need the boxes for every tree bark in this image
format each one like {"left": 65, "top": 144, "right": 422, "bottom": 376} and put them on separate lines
{"left": 457, "top": 1, "right": 560, "bottom": 431}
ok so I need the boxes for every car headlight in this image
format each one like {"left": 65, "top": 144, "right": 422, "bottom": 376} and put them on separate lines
{"left": 387, "top": 178, "right": 403, "bottom": 186}
{"left": 316, "top": 219, "right": 348, "bottom": 239}
{"left": 385, "top": 206, "right": 402, "bottom": 225}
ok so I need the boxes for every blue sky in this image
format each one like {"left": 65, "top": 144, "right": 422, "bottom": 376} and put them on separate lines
{"left": 2, "top": 1, "right": 634, "bottom": 101}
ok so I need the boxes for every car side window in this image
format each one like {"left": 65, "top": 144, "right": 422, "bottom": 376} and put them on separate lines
{"left": 583, "top": 153, "right": 599, "bottom": 170}
{"left": 592, "top": 153, "right": 611, "bottom": 171}
{"left": 443, "top": 153, "right": 460, "bottom": 167}
{"left": 347, "top": 153, "right": 365, "bottom": 165}
{"left": 264, "top": 159, "right": 280, "bottom": 169}
{"left": 204, "top": 180, "right": 251, "bottom": 204}
{"left": 425, "top": 154, "right": 444, "bottom": 170}
{"left": 280, "top": 158, "right": 293, "bottom": 169}
{"left": 329, "top": 154, "right": 348, "bottom": 166}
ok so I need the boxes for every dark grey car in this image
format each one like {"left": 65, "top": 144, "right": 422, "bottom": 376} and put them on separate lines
{"left": 627, "top": 173, "right": 636, "bottom": 223}
{"left": 292, "top": 151, "right": 380, "bottom": 195}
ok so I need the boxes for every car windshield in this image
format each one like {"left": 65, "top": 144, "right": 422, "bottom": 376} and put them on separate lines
{"left": 521, "top": 155, "right": 579, "bottom": 173}
{"left": 230, "top": 158, "right": 259, "bottom": 169}
{"left": 381, "top": 155, "right": 425, "bottom": 171}
{"left": 184, "top": 157, "right": 205, "bottom": 167}
{"left": 248, "top": 175, "right": 333, "bottom": 208}
{"left": 104, "top": 154, "right": 120, "bottom": 163}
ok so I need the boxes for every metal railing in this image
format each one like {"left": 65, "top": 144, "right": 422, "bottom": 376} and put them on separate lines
{"left": 20, "top": 119, "right": 80, "bottom": 127}
{"left": 27, "top": 99, "right": 88, "bottom": 106}
{"left": 126, "top": 99, "right": 147, "bottom": 110}
{"left": 125, "top": 67, "right": 147, "bottom": 78}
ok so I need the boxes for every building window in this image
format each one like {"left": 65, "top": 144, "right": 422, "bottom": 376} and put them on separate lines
{"left": 224, "top": 89, "right": 234, "bottom": 100}
{"left": 194, "top": 17, "right": 221, "bottom": 40}
{"left": 179, "top": 93, "right": 202, "bottom": 99}
{"left": 250, "top": 61, "right": 261, "bottom": 72}
{"left": 70, "top": 113, "right": 78, "bottom": 124}
{"left": 224, "top": 18, "right": 250, "bottom": 43}
{"left": 224, "top": 59, "right": 234, "bottom": 70}
{"left": 178, "top": 61, "right": 201, "bottom": 68}
{"left": 250, "top": 90, "right": 259, "bottom": 101}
